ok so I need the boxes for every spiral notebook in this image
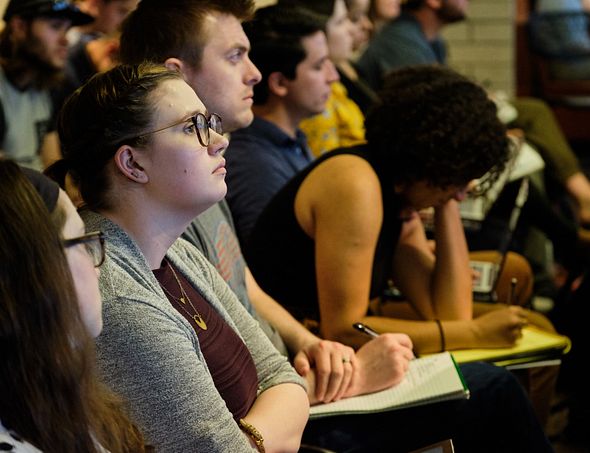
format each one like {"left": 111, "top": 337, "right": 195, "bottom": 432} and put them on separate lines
{"left": 309, "top": 352, "right": 469, "bottom": 419}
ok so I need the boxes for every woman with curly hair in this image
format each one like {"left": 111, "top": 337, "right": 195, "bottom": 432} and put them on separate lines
{"left": 246, "top": 65, "right": 555, "bottom": 355}
{"left": 0, "top": 159, "right": 146, "bottom": 452}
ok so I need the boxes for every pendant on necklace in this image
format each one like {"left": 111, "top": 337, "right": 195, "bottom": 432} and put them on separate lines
{"left": 194, "top": 314, "right": 208, "bottom": 330}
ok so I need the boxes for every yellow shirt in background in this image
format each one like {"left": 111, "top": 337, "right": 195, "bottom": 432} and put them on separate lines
{"left": 299, "top": 81, "right": 366, "bottom": 158}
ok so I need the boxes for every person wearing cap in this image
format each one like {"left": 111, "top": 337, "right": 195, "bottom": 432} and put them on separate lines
{"left": 0, "top": 0, "right": 92, "bottom": 170}
{"left": 62, "top": 0, "right": 139, "bottom": 91}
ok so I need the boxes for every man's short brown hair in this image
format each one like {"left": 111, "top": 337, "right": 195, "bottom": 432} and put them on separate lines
{"left": 120, "top": 0, "right": 255, "bottom": 69}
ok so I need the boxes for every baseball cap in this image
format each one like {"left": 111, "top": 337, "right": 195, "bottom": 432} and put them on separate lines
{"left": 3, "top": 0, "right": 94, "bottom": 26}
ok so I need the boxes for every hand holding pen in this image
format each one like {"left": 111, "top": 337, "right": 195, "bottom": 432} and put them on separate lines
{"left": 350, "top": 322, "right": 415, "bottom": 393}
{"left": 353, "top": 322, "right": 417, "bottom": 358}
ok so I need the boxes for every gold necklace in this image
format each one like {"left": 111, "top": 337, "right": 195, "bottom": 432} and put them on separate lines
{"left": 161, "top": 261, "right": 208, "bottom": 330}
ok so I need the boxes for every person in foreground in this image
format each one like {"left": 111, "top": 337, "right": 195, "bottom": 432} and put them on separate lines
{"left": 119, "top": 0, "right": 415, "bottom": 407}
{"left": 0, "top": 159, "right": 145, "bottom": 452}
{"left": 56, "top": 63, "right": 308, "bottom": 452}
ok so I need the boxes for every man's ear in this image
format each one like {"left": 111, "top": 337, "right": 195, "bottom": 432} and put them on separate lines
{"left": 164, "top": 57, "right": 185, "bottom": 73}
{"left": 165, "top": 57, "right": 196, "bottom": 85}
{"left": 268, "top": 71, "right": 289, "bottom": 97}
{"left": 113, "top": 145, "right": 149, "bottom": 183}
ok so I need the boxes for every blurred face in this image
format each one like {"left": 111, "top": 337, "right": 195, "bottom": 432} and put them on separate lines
{"left": 398, "top": 180, "right": 470, "bottom": 211}
{"left": 16, "top": 17, "right": 71, "bottom": 70}
{"left": 283, "top": 31, "right": 339, "bottom": 121}
{"left": 139, "top": 79, "right": 229, "bottom": 217}
{"left": 437, "top": 0, "right": 469, "bottom": 24}
{"left": 373, "top": 0, "right": 401, "bottom": 21}
{"left": 60, "top": 191, "right": 103, "bottom": 338}
{"left": 183, "top": 12, "right": 261, "bottom": 133}
{"left": 326, "top": 0, "right": 355, "bottom": 62}
{"left": 347, "top": 0, "right": 373, "bottom": 51}
{"left": 93, "top": 0, "right": 139, "bottom": 35}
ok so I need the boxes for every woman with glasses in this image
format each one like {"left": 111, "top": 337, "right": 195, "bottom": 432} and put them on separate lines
{"left": 0, "top": 159, "right": 145, "bottom": 452}
{"left": 54, "top": 63, "right": 308, "bottom": 452}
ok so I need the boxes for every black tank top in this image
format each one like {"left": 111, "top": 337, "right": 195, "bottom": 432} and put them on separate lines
{"left": 245, "top": 145, "right": 403, "bottom": 323}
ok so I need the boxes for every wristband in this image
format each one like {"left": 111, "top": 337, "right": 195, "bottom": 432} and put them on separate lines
{"left": 435, "top": 319, "right": 446, "bottom": 352}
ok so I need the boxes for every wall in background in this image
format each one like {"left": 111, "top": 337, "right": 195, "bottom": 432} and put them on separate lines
{"left": 443, "top": 0, "right": 515, "bottom": 95}
{"left": 0, "top": 0, "right": 516, "bottom": 95}
{"left": 254, "top": 0, "right": 518, "bottom": 95}
{"left": 0, "top": 0, "right": 7, "bottom": 29}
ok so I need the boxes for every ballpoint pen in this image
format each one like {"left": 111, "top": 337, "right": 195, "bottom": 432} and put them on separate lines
{"left": 353, "top": 322, "right": 379, "bottom": 338}
{"left": 508, "top": 277, "right": 518, "bottom": 305}
{"left": 354, "top": 322, "right": 420, "bottom": 358}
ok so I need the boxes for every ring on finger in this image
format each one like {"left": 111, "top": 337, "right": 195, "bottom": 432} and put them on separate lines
{"left": 342, "top": 357, "right": 350, "bottom": 364}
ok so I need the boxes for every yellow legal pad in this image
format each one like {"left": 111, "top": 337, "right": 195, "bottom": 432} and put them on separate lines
{"left": 450, "top": 327, "right": 571, "bottom": 366}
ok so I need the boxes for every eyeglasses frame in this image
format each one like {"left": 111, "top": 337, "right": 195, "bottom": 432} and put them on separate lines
{"left": 63, "top": 231, "right": 106, "bottom": 268}
{"left": 136, "top": 112, "right": 222, "bottom": 147}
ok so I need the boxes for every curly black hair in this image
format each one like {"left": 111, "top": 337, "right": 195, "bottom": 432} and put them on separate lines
{"left": 365, "top": 65, "right": 509, "bottom": 192}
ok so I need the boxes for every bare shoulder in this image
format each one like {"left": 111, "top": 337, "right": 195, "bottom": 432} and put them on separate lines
{"left": 300, "top": 154, "right": 380, "bottom": 202}
{"left": 295, "top": 154, "right": 383, "bottom": 237}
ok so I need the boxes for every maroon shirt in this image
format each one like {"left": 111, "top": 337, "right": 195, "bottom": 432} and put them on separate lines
{"left": 154, "top": 260, "right": 258, "bottom": 420}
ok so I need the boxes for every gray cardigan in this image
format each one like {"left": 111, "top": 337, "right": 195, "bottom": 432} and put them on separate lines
{"left": 82, "top": 211, "right": 306, "bottom": 452}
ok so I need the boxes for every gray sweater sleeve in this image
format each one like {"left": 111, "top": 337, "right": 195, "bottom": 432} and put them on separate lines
{"left": 96, "top": 273, "right": 258, "bottom": 452}
{"left": 90, "top": 215, "right": 305, "bottom": 452}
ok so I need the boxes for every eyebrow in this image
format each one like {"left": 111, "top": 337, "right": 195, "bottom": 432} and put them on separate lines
{"left": 227, "top": 43, "right": 249, "bottom": 54}
{"left": 179, "top": 109, "right": 209, "bottom": 122}
{"left": 314, "top": 55, "right": 331, "bottom": 66}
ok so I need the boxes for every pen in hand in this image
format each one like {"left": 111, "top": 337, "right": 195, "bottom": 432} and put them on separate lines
{"left": 353, "top": 322, "right": 419, "bottom": 358}
{"left": 353, "top": 322, "right": 380, "bottom": 338}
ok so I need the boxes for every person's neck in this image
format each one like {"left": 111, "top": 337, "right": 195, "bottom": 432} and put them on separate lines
{"left": 253, "top": 101, "right": 302, "bottom": 140}
{"left": 100, "top": 197, "right": 194, "bottom": 270}
{"left": 12, "top": 70, "right": 33, "bottom": 90}
{"left": 410, "top": 8, "right": 444, "bottom": 41}
{"left": 1, "top": 60, "right": 35, "bottom": 90}
{"left": 336, "top": 60, "right": 358, "bottom": 82}
{"left": 1, "top": 58, "right": 62, "bottom": 90}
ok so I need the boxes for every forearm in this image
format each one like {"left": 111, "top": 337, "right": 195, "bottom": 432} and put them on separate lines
{"left": 326, "top": 314, "right": 478, "bottom": 355}
{"left": 244, "top": 383, "right": 309, "bottom": 453}
{"left": 246, "top": 267, "right": 319, "bottom": 354}
{"left": 432, "top": 200, "right": 472, "bottom": 319}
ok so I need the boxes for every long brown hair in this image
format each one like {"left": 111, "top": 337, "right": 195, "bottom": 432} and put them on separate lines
{"left": 0, "top": 159, "right": 145, "bottom": 452}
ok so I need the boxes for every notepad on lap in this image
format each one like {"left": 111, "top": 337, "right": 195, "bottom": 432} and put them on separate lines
{"left": 309, "top": 352, "right": 469, "bottom": 419}
{"left": 450, "top": 327, "right": 571, "bottom": 366}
